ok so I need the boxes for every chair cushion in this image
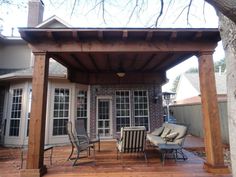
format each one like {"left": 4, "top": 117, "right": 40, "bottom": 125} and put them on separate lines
{"left": 160, "top": 127, "right": 171, "bottom": 138}
{"left": 147, "top": 134, "right": 166, "bottom": 146}
{"left": 151, "top": 127, "right": 164, "bottom": 136}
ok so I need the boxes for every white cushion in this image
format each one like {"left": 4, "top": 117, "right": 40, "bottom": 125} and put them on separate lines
{"left": 151, "top": 127, "right": 164, "bottom": 136}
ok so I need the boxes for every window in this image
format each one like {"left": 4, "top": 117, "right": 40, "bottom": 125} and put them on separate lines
{"left": 133, "top": 90, "right": 149, "bottom": 130}
{"left": 116, "top": 91, "right": 130, "bottom": 132}
{"left": 76, "top": 90, "right": 87, "bottom": 131}
{"left": 9, "top": 88, "right": 22, "bottom": 136}
{"left": 53, "top": 88, "right": 70, "bottom": 136}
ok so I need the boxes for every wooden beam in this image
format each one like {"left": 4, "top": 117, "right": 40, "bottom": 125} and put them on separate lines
{"left": 30, "top": 40, "right": 217, "bottom": 53}
{"left": 72, "top": 31, "right": 79, "bottom": 41}
{"left": 98, "top": 31, "right": 103, "bottom": 40}
{"left": 122, "top": 30, "right": 128, "bottom": 40}
{"left": 20, "top": 52, "right": 49, "bottom": 177}
{"left": 70, "top": 54, "right": 89, "bottom": 72}
{"left": 193, "top": 32, "right": 202, "bottom": 40}
{"left": 198, "top": 51, "right": 229, "bottom": 173}
{"left": 46, "top": 31, "right": 59, "bottom": 42}
{"left": 169, "top": 32, "right": 177, "bottom": 40}
{"left": 89, "top": 54, "right": 100, "bottom": 72}
{"left": 145, "top": 31, "right": 153, "bottom": 41}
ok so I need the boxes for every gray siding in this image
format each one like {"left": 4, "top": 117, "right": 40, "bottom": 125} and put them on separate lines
{"left": 170, "top": 101, "right": 229, "bottom": 144}
{"left": 0, "top": 44, "right": 31, "bottom": 69}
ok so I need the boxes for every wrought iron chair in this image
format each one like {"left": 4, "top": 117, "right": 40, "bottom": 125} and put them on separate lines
{"left": 75, "top": 119, "right": 100, "bottom": 152}
{"left": 67, "top": 121, "right": 95, "bottom": 166}
{"left": 116, "top": 126, "right": 147, "bottom": 165}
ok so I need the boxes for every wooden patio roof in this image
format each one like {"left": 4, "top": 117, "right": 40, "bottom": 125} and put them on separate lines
{"left": 19, "top": 28, "right": 221, "bottom": 84}
{"left": 18, "top": 28, "right": 230, "bottom": 176}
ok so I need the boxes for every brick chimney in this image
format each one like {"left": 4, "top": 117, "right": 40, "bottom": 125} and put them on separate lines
{"left": 27, "top": 0, "right": 44, "bottom": 27}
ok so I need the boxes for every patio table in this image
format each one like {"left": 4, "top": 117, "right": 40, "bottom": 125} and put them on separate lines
{"left": 157, "top": 144, "right": 187, "bottom": 165}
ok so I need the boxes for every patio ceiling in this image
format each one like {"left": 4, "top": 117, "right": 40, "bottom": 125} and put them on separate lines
{"left": 19, "top": 28, "right": 220, "bottom": 84}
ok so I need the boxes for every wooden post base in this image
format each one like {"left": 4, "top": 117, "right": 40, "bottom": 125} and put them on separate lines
{"left": 203, "top": 162, "right": 230, "bottom": 174}
{"left": 20, "top": 165, "right": 47, "bottom": 177}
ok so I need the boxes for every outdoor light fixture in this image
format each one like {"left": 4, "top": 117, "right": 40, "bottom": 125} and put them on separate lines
{"left": 161, "top": 92, "right": 176, "bottom": 123}
{"left": 116, "top": 72, "right": 126, "bottom": 77}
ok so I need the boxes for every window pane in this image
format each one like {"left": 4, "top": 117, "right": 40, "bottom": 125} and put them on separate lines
{"left": 133, "top": 90, "right": 149, "bottom": 131}
{"left": 52, "top": 88, "right": 69, "bottom": 136}
{"left": 9, "top": 88, "right": 23, "bottom": 136}
{"left": 116, "top": 91, "right": 130, "bottom": 132}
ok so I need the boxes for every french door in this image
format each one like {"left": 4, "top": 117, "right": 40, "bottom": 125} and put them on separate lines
{"left": 97, "top": 97, "right": 112, "bottom": 138}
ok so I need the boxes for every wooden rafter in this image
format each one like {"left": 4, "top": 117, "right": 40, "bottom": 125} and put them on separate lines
{"left": 122, "top": 30, "right": 128, "bottom": 40}
{"left": 47, "top": 31, "right": 57, "bottom": 41}
{"left": 106, "top": 54, "right": 112, "bottom": 71}
{"left": 50, "top": 54, "right": 75, "bottom": 71}
{"left": 194, "top": 32, "right": 202, "bottom": 39}
{"left": 70, "top": 54, "right": 89, "bottom": 72}
{"left": 145, "top": 31, "right": 153, "bottom": 41}
{"left": 140, "top": 54, "right": 156, "bottom": 71}
{"left": 169, "top": 32, "right": 177, "bottom": 40}
{"left": 72, "top": 31, "right": 79, "bottom": 41}
{"left": 89, "top": 54, "right": 100, "bottom": 72}
{"left": 128, "top": 54, "right": 138, "bottom": 70}
{"left": 158, "top": 53, "right": 193, "bottom": 71}
{"left": 98, "top": 31, "right": 103, "bottom": 40}
{"left": 148, "top": 53, "right": 174, "bottom": 72}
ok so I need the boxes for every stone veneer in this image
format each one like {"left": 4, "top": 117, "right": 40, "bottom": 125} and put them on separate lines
{"left": 89, "top": 84, "right": 164, "bottom": 138}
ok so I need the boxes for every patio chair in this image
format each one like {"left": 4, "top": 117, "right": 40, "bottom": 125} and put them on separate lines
{"left": 116, "top": 126, "right": 147, "bottom": 165}
{"left": 67, "top": 121, "right": 95, "bottom": 166}
{"left": 75, "top": 119, "right": 100, "bottom": 152}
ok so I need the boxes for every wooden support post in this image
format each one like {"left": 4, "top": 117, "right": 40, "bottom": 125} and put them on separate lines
{"left": 198, "top": 51, "right": 229, "bottom": 174}
{"left": 20, "top": 52, "right": 49, "bottom": 177}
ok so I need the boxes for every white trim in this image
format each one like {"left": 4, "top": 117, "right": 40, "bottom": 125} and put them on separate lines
{"left": 4, "top": 83, "right": 26, "bottom": 145}
{"left": 48, "top": 83, "right": 72, "bottom": 144}
{"left": 96, "top": 96, "right": 113, "bottom": 139}
{"left": 36, "top": 15, "right": 72, "bottom": 28}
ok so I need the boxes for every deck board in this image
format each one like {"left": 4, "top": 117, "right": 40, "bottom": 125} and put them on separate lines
{"left": 0, "top": 139, "right": 232, "bottom": 177}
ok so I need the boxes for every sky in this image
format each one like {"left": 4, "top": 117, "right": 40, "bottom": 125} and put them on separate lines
{"left": 0, "top": 0, "right": 224, "bottom": 91}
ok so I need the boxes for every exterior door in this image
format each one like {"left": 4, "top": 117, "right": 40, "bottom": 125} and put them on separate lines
{"left": 97, "top": 98, "right": 112, "bottom": 138}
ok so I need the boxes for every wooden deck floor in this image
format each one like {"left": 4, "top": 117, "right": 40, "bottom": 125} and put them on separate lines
{"left": 0, "top": 137, "right": 232, "bottom": 177}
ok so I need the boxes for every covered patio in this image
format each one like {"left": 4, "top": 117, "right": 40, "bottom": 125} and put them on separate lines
{"left": 0, "top": 137, "right": 232, "bottom": 177}
{"left": 18, "top": 28, "right": 229, "bottom": 176}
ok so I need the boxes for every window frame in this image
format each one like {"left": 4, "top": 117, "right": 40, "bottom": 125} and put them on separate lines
{"left": 115, "top": 90, "right": 131, "bottom": 132}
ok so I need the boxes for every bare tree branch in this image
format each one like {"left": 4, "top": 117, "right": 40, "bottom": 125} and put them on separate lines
{"left": 154, "top": 0, "right": 164, "bottom": 27}
{"left": 203, "top": 1, "right": 206, "bottom": 23}
{"left": 126, "top": 0, "right": 139, "bottom": 26}
{"left": 186, "top": 0, "right": 193, "bottom": 26}
{"left": 70, "top": 0, "right": 78, "bottom": 17}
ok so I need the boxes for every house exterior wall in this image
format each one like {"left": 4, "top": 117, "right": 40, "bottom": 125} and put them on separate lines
{"left": 0, "top": 44, "right": 31, "bottom": 69}
{"left": 2, "top": 80, "right": 164, "bottom": 146}
{"left": 89, "top": 84, "right": 164, "bottom": 138}
{"left": 175, "top": 75, "right": 199, "bottom": 101}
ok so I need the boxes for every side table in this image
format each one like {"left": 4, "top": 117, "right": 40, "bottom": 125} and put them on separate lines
{"left": 158, "top": 144, "right": 187, "bottom": 165}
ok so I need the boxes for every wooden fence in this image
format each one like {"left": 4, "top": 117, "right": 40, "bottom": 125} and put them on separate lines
{"left": 170, "top": 101, "right": 229, "bottom": 144}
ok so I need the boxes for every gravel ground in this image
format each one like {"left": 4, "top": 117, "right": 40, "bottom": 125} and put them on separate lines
{"left": 192, "top": 147, "right": 231, "bottom": 170}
